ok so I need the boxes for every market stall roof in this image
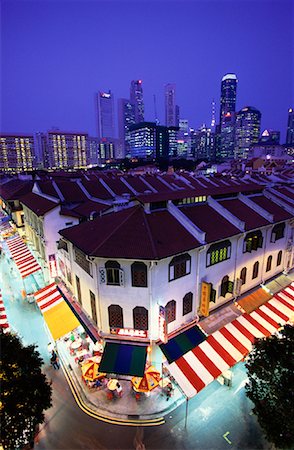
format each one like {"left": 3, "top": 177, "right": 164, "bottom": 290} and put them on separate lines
{"left": 0, "top": 290, "right": 10, "bottom": 333}
{"left": 159, "top": 325, "right": 207, "bottom": 364}
{"left": 34, "top": 283, "right": 79, "bottom": 340}
{"left": 165, "top": 283, "right": 294, "bottom": 399}
{"left": 6, "top": 236, "right": 41, "bottom": 278}
{"left": 99, "top": 342, "right": 147, "bottom": 377}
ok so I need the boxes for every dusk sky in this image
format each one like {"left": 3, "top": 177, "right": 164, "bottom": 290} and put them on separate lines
{"left": 1, "top": 0, "right": 293, "bottom": 141}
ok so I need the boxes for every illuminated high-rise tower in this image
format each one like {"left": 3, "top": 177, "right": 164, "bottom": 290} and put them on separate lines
{"left": 96, "top": 90, "right": 115, "bottom": 139}
{"left": 130, "top": 80, "right": 144, "bottom": 123}
{"left": 165, "top": 83, "right": 177, "bottom": 127}
{"left": 234, "top": 106, "right": 261, "bottom": 159}
{"left": 220, "top": 74, "right": 238, "bottom": 123}
{"left": 286, "top": 107, "right": 294, "bottom": 145}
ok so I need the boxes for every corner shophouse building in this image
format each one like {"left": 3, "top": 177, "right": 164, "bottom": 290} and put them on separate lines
{"left": 57, "top": 186, "right": 294, "bottom": 370}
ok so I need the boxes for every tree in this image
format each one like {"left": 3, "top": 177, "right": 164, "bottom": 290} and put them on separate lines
{"left": 0, "top": 330, "right": 52, "bottom": 449}
{"left": 245, "top": 324, "right": 294, "bottom": 449}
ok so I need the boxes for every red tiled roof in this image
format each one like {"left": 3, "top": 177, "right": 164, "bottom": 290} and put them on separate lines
{"left": 0, "top": 179, "right": 34, "bottom": 200}
{"left": 60, "top": 205, "right": 200, "bottom": 259}
{"left": 180, "top": 204, "right": 240, "bottom": 242}
{"left": 36, "top": 181, "right": 59, "bottom": 198}
{"left": 81, "top": 179, "right": 113, "bottom": 200}
{"left": 71, "top": 200, "right": 109, "bottom": 218}
{"left": 249, "top": 195, "right": 292, "bottom": 222}
{"left": 20, "top": 193, "right": 58, "bottom": 216}
{"left": 102, "top": 177, "right": 133, "bottom": 196}
{"left": 55, "top": 180, "right": 87, "bottom": 203}
{"left": 219, "top": 199, "right": 269, "bottom": 231}
{"left": 123, "top": 175, "right": 152, "bottom": 193}
{"left": 142, "top": 175, "right": 174, "bottom": 192}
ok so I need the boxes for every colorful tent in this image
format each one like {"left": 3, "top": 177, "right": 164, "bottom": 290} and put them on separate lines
{"left": 131, "top": 365, "right": 161, "bottom": 392}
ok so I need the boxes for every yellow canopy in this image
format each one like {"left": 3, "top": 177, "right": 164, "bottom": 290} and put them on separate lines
{"left": 43, "top": 300, "right": 80, "bottom": 340}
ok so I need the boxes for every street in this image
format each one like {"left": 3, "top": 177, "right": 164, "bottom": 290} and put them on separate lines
{"left": 1, "top": 252, "right": 271, "bottom": 450}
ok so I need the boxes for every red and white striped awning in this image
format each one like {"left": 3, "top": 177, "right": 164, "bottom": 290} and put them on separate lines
{"left": 166, "top": 283, "right": 294, "bottom": 399}
{"left": 6, "top": 236, "right": 41, "bottom": 278}
{"left": 0, "top": 291, "right": 10, "bottom": 333}
{"left": 34, "top": 283, "right": 64, "bottom": 312}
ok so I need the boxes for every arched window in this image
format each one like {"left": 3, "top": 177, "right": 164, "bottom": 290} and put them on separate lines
{"left": 165, "top": 300, "right": 176, "bottom": 324}
{"left": 277, "top": 250, "right": 282, "bottom": 266}
{"left": 240, "top": 267, "right": 247, "bottom": 285}
{"left": 243, "top": 230, "right": 263, "bottom": 253}
{"left": 133, "top": 306, "right": 148, "bottom": 330}
{"left": 207, "top": 240, "right": 231, "bottom": 267}
{"left": 105, "top": 260, "right": 121, "bottom": 286}
{"left": 108, "top": 304, "right": 123, "bottom": 328}
{"left": 221, "top": 275, "right": 229, "bottom": 297}
{"left": 266, "top": 255, "right": 272, "bottom": 272}
{"left": 169, "top": 253, "right": 191, "bottom": 281}
{"left": 271, "top": 223, "right": 285, "bottom": 242}
{"left": 252, "top": 261, "right": 259, "bottom": 279}
{"left": 131, "top": 262, "right": 147, "bottom": 287}
{"left": 183, "top": 292, "right": 193, "bottom": 316}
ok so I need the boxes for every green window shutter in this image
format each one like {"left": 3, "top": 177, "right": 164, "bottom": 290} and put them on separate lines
{"left": 227, "top": 281, "right": 234, "bottom": 294}
{"left": 258, "top": 235, "right": 263, "bottom": 249}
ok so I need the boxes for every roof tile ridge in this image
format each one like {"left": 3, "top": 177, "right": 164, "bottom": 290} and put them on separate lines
{"left": 142, "top": 211, "right": 159, "bottom": 260}
{"left": 90, "top": 205, "right": 141, "bottom": 256}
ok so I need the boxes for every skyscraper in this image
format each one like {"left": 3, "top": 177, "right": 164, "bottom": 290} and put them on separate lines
{"left": 96, "top": 90, "right": 115, "bottom": 139}
{"left": 234, "top": 106, "right": 261, "bottom": 159}
{"left": 286, "top": 108, "right": 294, "bottom": 145}
{"left": 220, "top": 73, "right": 238, "bottom": 123}
{"left": 165, "top": 83, "right": 177, "bottom": 127}
{"left": 130, "top": 80, "right": 144, "bottom": 123}
{"left": 117, "top": 98, "right": 135, "bottom": 157}
{"left": 219, "top": 73, "right": 238, "bottom": 159}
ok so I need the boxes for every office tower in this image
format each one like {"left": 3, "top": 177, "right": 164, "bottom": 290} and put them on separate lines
{"left": 175, "top": 105, "right": 180, "bottom": 126}
{"left": 191, "top": 125, "right": 214, "bottom": 161}
{"left": 234, "top": 106, "right": 261, "bottom": 159}
{"left": 286, "top": 108, "right": 294, "bottom": 145}
{"left": 165, "top": 83, "right": 177, "bottom": 127}
{"left": 211, "top": 99, "right": 216, "bottom": 130}
{"left": 168, "top": 127, "right": 179, "bottom": 157}
{"left": 219, "top": 74, "right": 238, "bottom": 160}
{"left": 35, "top": 132, "right": 48, "bottom": 169}
{"left": 130, "top": 80, "right": 144, "bottom": 123}
{"left": 0, "top": 134, "right": 35, "bottom": 173}
{"left": 47, "top": 131, "right": 88, "bottom": 169}
{"left": 118, "top": 98, "right": 135, "bottom": 157}
{"left": 220, "top": 74, "right": 238, "bottom": 123}
{"left": 128, "top": 122, "right": 156, "bottom": 158}
{"left": 96, "top": 91, "right": 115, "bottom": 139}
{"left": 177, "top": 120, "right": 190, "bottom": 157}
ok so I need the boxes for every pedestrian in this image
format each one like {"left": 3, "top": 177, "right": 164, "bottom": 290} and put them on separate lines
{"left": 50, "top": 350, "right": 60, "bottom": 370}
{"left": 116, "top": 382, "right": 123, "bottom": 398}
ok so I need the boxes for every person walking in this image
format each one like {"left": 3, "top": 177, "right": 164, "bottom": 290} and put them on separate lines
{"left": 50, "top": 350, "right": 60, "bottom": 370}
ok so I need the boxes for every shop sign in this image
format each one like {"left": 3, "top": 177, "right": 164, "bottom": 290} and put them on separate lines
{"left": 58, "top": 258, "right": 66, "bottom": 278}
{"left": 49, "top": 254, "right": 58, "bottom": 279}
{"left": 158, "top": 305, "right": 168, "bottom": 344}
{"left": 110, "top": 328, "right": 148, "bottom": 338}
{"left": 199, "top": 281, "right": 211, "bottom": 317}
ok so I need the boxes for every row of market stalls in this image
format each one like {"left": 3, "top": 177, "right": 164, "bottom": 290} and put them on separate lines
{"left": 163, "top": 283, "right": 294, "bottom": 399}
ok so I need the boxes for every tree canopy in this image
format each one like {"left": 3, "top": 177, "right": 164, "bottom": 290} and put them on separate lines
{"left": 0, "top": 330, "right": 52, "bottom": 449}
{"left": 245, "top": 324, "right": 294, "bottom": 449}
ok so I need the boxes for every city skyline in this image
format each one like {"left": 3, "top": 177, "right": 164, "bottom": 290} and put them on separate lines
{"left": 1, "top": 0, "right": 293, "bottom": 142}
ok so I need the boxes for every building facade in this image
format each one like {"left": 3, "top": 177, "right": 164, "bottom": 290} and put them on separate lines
{"left": 286, "top": 107, "right": 294, "bottom": 145}
{"left": 130, "top": 80, "right": 144, "bottom": 124}
{"left": 117, "top": 98, "right": 135, "bottom": 157}
{"left": 165, "top": 83, "right": 178, "bottom": 127}
{"left": 219, "top": 74, "right": 238, "bottom": 160}
{"left": 0, "top": 134, "right": 35, "bottom": 173}
{"left": 96, "top": 91, "right": 115, "bottom": 139}
{"left": 46, "top": 131, "right": 88, "bottom": 169}
{"left": 234, "top": 106, "right": 261, "bottom": 159}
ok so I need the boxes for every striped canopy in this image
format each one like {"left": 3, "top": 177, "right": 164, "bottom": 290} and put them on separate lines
{"left": 7, "top": 236, "right": 41, "bottom": 278}
{"left": 34, "top": 283, "right": 80, "bottom": 340}
{"left": 166, "top": 283, "right": 294, "bottom": 399}
{"left": 0, "top": 290, "right": 10, "bottom": 333}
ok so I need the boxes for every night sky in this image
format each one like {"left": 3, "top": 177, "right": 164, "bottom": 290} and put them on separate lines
{"left": 1, "top": 0, "right": 293, "bottom": 141}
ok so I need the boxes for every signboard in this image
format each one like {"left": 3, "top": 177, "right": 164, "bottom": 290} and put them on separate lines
{"left": 199, "top": 281, "right": 211, "bottom": 317}
{"left": 48, "top": 254, "right": 58, "bottom": 279}
{"left": 158, "top": 305, "right": 168, "bottom": 343}
{"left": 110, "top": 328, "right": 148, "bottom": 338}
{"left": 58, "top": 258, "right": 66, "bottom": 278}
